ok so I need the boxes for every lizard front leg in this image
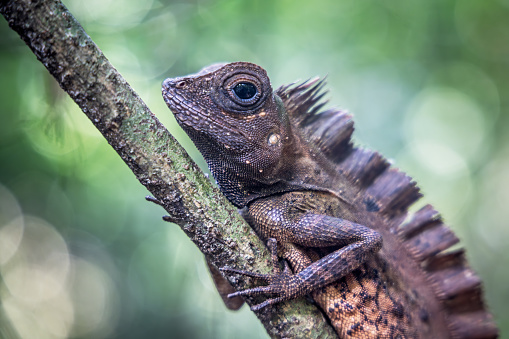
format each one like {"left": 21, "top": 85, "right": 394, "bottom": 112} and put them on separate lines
{"left": 221, "top": 192, "right": 382, "bottom": 310}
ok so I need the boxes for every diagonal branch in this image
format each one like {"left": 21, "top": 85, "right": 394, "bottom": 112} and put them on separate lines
{"left": 0, "top": 0, "right": 336, "bottom": 337}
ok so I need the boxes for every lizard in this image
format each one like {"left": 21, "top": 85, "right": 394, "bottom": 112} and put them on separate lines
{"left": 161, "top": 62, "right": 498, "bottom": 338}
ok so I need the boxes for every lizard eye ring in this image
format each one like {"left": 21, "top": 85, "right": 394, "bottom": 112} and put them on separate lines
{"left": 212, "top": 64, "right": 272, "bottom": 114}
{"left": 225, "top": 76, "right": 262, "bottom": 107}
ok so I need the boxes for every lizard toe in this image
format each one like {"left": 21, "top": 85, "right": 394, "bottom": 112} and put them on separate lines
{"left": 220, "top": 267, "right": 272, "bottom": 281}
{"left": 250, "top": 296, "right": 287, "bottom": 311}
{"left": 227, "top": 285, "right": 273, "bottom": 298}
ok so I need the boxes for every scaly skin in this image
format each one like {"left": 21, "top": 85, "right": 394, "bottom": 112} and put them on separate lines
{"left": 243, "top": 191, "right": 418, "bottom": 338}
{"left": 162, "top": 62, "right": 497, "bottom": 338}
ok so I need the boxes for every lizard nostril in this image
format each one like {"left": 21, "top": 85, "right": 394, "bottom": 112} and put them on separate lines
{"left": 176, "top": 81, "right": 187, "bottom": 89}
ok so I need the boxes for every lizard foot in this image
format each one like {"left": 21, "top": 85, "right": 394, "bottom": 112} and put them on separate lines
{"left": 221, "top": 239, "right": 300, "bottom": 311}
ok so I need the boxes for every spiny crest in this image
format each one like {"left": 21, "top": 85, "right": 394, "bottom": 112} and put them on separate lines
{"left": 398, "top": 205, "right": 498, "bottom": 338}
{"left": 277, "top": 78, "right": 497, "bottom": 338}
{"left": 276, "top": 78, "right": 328, "bottom": 123}
{"left": 276, "top": 78, "right": 355, "bottom": 162}
{"left": 277, "top": 78, "right": 421, "bottom": 214}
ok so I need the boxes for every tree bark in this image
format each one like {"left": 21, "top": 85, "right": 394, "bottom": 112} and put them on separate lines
{"left": 0, "top": 0, "right": 336, "bottom": 337}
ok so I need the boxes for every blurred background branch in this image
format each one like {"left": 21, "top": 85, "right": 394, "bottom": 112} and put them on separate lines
{"left": 0, "top": 0, "right": 336, "bottom": 338}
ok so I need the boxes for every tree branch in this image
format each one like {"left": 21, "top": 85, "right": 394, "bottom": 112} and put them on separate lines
{"left": 0, "top": 0, "right": 336, "bottom": 338}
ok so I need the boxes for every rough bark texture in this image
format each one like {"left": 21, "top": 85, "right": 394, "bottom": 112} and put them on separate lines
{"left": 0, "top": 0, "right": 336, "bottom": 337}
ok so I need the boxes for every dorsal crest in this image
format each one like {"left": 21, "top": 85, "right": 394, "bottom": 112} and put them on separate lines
{"left": 276, "top": 78, "right": 497, "bottom": 338}
{"left": 276, "top": 79, "right": 354, "bottom": 163}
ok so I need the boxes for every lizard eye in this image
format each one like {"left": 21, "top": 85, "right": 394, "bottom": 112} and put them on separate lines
{"left": 214, "top": 65, "right": 271, "bottom": 114}
{"left": 228, "top": 80, "right": 262, "bottom": 106}
{"left": 233, "top": 82, "right": 257, "bottom": 100}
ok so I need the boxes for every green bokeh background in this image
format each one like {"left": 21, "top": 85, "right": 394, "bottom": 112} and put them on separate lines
{"left": 0, "top": 0, "right": 508, "bottom": 338}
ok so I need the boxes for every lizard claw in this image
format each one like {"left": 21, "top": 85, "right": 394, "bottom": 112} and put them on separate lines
{"left": 220, "top": 267, "right": 273, "bottom": 281}
{"left": 227, "top": 285, "right": 273, "bottom": 298}
{"left": 220, "top": 239, "right": 299, "bottom": 309}
{"left": 226, "top": 286, "right": 289, "bottom": 311}
{"left": 250, "top": 296, "right": 287, "bottom": 311}
{"left": 221, "top": 265, "right": 298, "bottom": 309}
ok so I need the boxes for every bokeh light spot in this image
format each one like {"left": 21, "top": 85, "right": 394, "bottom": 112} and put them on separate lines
{"left": 3, "top": 216, "right": 70, "bottom": 302}
{"left": 0, "top": 184, "right": 24, "bottom": 265}
{"left": 68, "top": 257, "right": 119, "bottom": 338}
{"left": 404, "top": 87, "right": 486, "bottom": 164}
{"left": 66, "top": 0, "right": 155, "bottom": 31}
{"left": 1, "top": 217, "right": 73, "bottom": 339}
{"left": 409, "top": 140, "right": 468, "bottom": 176}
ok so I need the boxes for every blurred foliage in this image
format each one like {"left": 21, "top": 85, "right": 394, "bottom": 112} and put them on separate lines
{"left": 0, "top": 0, "right": 508, "bottom": 338}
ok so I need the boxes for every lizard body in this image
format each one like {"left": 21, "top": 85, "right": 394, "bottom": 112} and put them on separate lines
{"left": 162, "top": 62, "right": 497, "bottom": 338}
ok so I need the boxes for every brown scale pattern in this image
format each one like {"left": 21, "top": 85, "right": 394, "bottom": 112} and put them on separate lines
{"left": 246, "top": 191, "right": 418, "bottom": 337}
{"left": 313, "top": 268, "right": 416, "bottom": 338}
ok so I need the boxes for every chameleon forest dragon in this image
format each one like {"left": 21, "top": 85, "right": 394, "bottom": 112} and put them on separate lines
{"left": 161, "top": 62, "right": 497, "bottom": 338}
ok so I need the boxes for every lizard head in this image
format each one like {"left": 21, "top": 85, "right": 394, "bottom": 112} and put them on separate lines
{"left": 163, "top": 62, "right": 295, "bottom": 207}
